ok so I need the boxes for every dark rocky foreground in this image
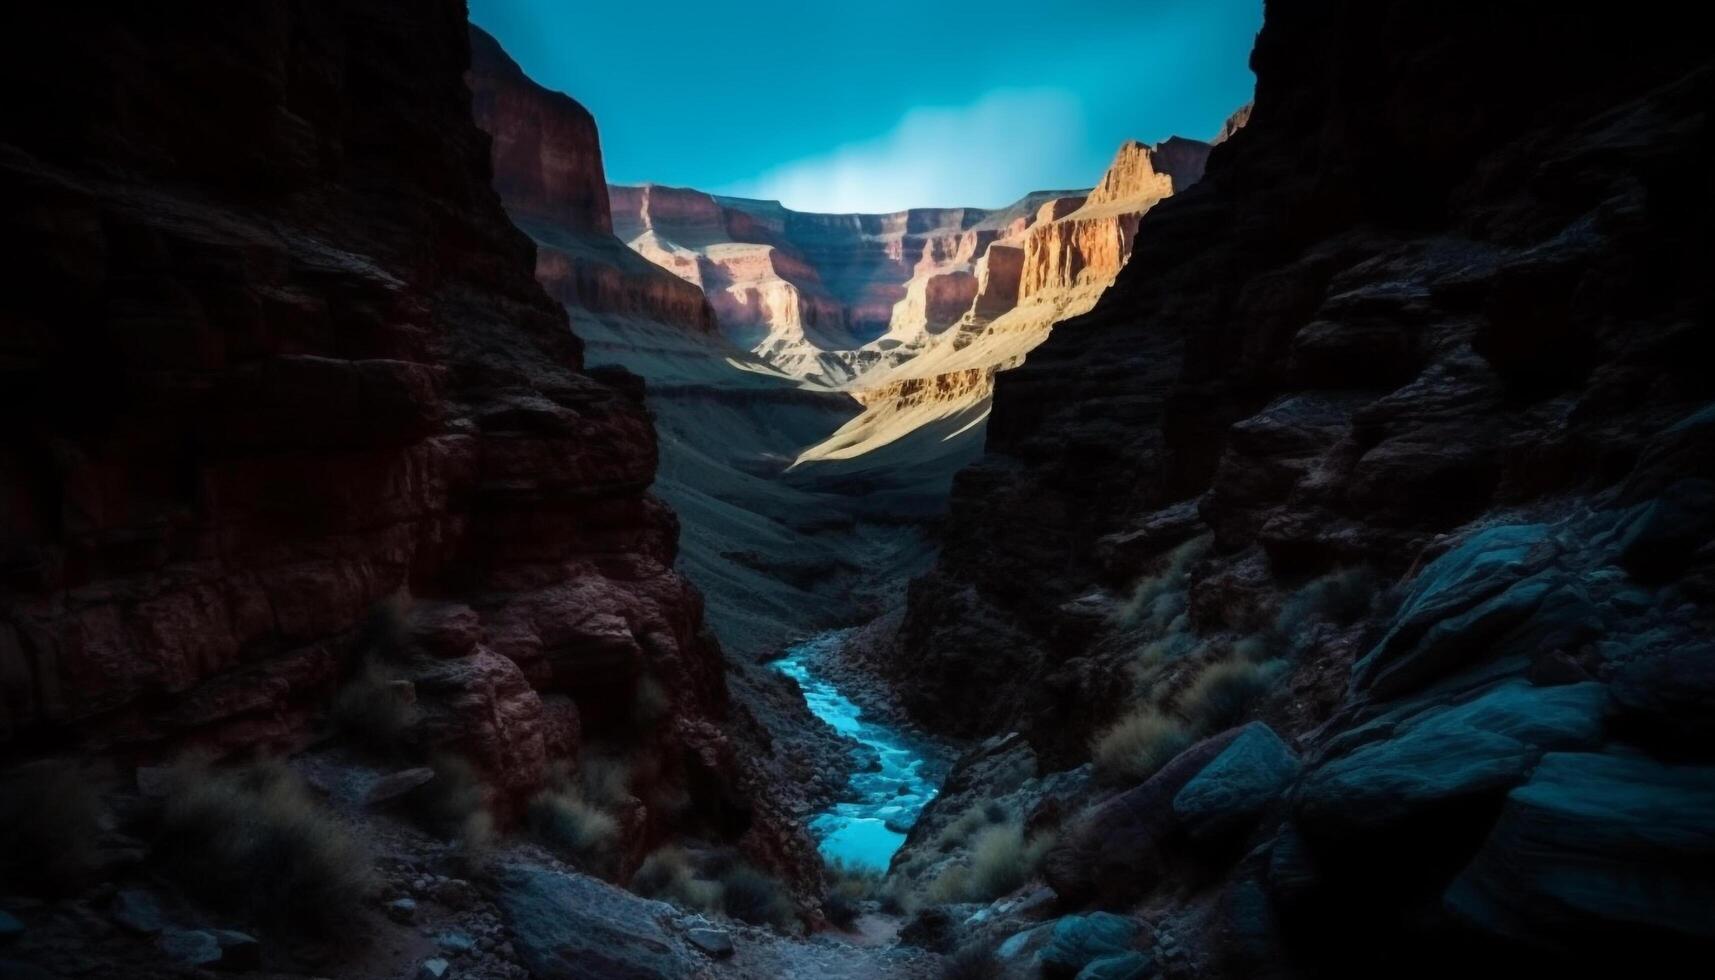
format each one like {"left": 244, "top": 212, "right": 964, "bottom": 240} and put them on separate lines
{"left": 890, "top": 0, "right": 1715, "bottom": 975}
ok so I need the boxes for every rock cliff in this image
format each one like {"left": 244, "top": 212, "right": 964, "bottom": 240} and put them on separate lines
{"left": 894, "top": 0, "right": 1714, "bottom": 972}
{"left": 0, "top": 0, "right": 758, "bottom": 870}
{"left": 788, "top": 137, "right": 1213, "bottom": 512}
{"left": 466, "top": 24, "right": 928, "bottom": 905}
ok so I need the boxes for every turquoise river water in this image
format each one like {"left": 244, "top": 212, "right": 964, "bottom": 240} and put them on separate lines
{"left": 772, "top": 631, "right": 941, "bottom": 872}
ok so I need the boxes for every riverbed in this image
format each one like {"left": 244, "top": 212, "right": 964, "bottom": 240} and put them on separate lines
{"left": 772, "top": 631, "right": 941, "bottom": 872}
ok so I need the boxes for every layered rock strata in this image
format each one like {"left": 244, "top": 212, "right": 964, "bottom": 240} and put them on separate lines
{"left": 0, "top": 0, "right": 757, "bottom": 869}
{"left": 895, "top": 0, "right": 1714, "bottom": 971}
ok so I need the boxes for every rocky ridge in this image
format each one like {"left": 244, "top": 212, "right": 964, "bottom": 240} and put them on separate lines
{"left": 892, "top": 0, "right": 1714, "bottom": 973}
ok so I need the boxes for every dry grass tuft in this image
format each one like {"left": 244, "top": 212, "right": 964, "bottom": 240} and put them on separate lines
{"left": 154, "top": 757, "right": 370, "bottom": 935}
{"left": 1177, "top": 657, "right": 1287, "bottom": 734}
{"left": 1092, "top": 706, "right": 1195, "bottom": 786}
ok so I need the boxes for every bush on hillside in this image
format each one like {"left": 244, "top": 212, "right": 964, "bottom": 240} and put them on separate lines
{"left": 1092, "top": 706, "right": 1194, "bottom": 786}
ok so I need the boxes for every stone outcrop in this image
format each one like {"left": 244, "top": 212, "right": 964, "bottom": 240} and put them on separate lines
{"left": 469, "top": 30, "right": 718, "bottom": 338}
{"left": 896, "top": 0, "right": 1713, "bottom": 972}
{"left": 0, "top": 0, "right": 753, "bottom": 861}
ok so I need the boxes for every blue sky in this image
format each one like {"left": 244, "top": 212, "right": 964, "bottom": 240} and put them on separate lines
{"left": 469, "top": 0, "right": 1261, "bottom": 213}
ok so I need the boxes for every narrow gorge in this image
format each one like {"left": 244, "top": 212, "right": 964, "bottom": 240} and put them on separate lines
{"left": 1, "top": 2, "right": 1710, "bottom": 979}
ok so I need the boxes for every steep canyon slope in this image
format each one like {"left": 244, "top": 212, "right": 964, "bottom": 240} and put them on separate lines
{"left": 468, "top": 28, "right": 928, "bottom": 668}
{"left": 0, "top": 0, "right": 815, "bottom": 903}
{"left": 613, "top": 136, "right": 1216, "bottom": 512}
{"left": 891, "top": 0, "right": 1715, "bottom": 973}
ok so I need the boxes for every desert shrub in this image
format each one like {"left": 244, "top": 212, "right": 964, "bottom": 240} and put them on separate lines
{"left": 1092, "top": 707, "right": 1194, "bottom": 786}
{"left": 154, "top": 758, "right": 370, "bottom": 934}
{"left": 923, "top": 821, "right": 1051, "bottom": 905}
{"left": 0, "top": 759, "right": 111, "bottom": 895}
{"left": 575, "top": 752, "right": 636, "bottom": 808}
{"left": 941, "top": 943, "right": 1001, "bottom": 980}
{"left": 527, "top": 786, "right": 620, "bottom": 873}
{"left": 719, "top": 863, "right": 794, "bottom": 928}
{"left": 401, "top": 754, "right": 493, "bottom": 871}
{"left": 331, "top": 658, "right": 418, "bottom": 754}
{"left": 632, "top": 846, "right": 723, "bottom": 912}
{"left": 1114, "top": 536, "right": 1211, "bottom": 628}
{"left": 964, "top": 823, "right": 1050, "bottom": 900}
{"left": 1284, "top": 567, "right": 1377, "bottom": 628}
{"left": 1178, "top": 657, "right": 1288, "bottom": 734}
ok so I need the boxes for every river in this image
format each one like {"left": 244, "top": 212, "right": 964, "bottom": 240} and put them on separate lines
{"left": 772, "top": 630, "right": 942, "bottom": 872}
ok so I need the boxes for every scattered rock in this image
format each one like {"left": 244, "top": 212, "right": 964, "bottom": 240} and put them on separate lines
{"left": 110, "top": 889, "right": 165, "bottom": 935}
{"left": 364, "top": 768, "right": 437, "bottom": 807}
{"left": 684, "top": 927, "right": 733, "bottom": 958}
{"left": 437, "top": 932, "right": 477, "bottom": 955}
{"left": 387, "top": 898, "right": 418, "bottom": 924}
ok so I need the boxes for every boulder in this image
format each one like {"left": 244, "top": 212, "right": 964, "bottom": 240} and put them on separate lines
{"left": 495, "top": 865, "right": 695, "bottom": 980}
{"left": 1173, "top": 722, "right": 1300, "bottom": 840}
{"left": 1039, "top": 913, "right": 1141, "bottom": 975}
{"left": 1297, "top": 681, "right": 1607, "bottom": 834}
{"left": 1351, "top": 524, "right": 1551, "bottom": 696}
{"left": 1445, "top": 752, "right": 1715, "bottom": 953}
{"left": 684, "top": 927, "right": 733, "bottom": 958}
{"left": 419, "top": 958, "right": 451, "bottom": 980}
{"left": 1045, "top": 727, "right": 1245, "bottom": 903}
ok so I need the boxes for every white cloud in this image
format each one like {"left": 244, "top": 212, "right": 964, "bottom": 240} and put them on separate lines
{"left": 716, "top": 89, "right": 1088, "bottom": 214}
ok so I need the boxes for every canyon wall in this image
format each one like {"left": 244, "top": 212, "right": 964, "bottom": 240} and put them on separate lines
{"left": 609, "top": 183, "right": 1091, "bottom": 386}
{"left": 786, "top": 137, "right": 1214, "bottom": 512}
{"left": 0, "top": 0, "right": 773, "bottom": 873}
{"left": 466, "top": 28, "right": 928, "bottom": 899}
{"left": 895, "top": 0, "right": 1713, "bottom": 971}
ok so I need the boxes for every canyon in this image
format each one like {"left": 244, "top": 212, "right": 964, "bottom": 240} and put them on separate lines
{"left": 1, "top": 1, "right": 1712, "bottom": 979}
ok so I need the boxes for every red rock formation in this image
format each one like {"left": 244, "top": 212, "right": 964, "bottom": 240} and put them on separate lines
{"left": 465, "top": 27, "right": 847, "bottom": 905}
{"left": 1019, "top": 138, "right": 1210, "bottom": 298}
{"left": 0, "top": 1, "right": 743, "bottom": 850}
{"left": 469, "top": 29, "right": 718, "bottom": 338}
{"left": 467, "top": 27, "right": 611, "bottom": 236}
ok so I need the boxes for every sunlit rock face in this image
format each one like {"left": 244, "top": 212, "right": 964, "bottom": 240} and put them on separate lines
{"left": 896, "top": 0, "right": 1714, "bottom": 973}
{"left": 0, "top": 1, "right": 756, "bottom": 865}
{"left": 785, "top": 136, "right": 1214, "bottom": 512}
